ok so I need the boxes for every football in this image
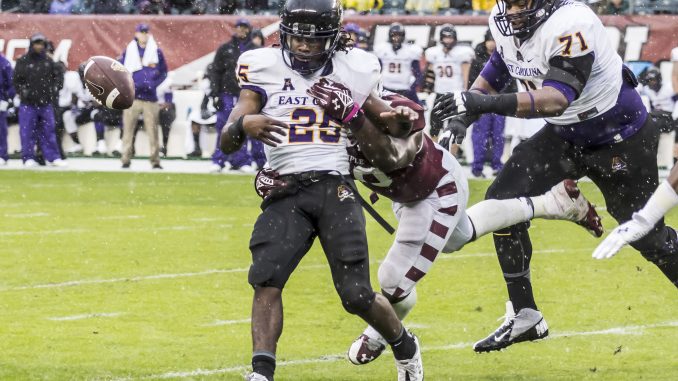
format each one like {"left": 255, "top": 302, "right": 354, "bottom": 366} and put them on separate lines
{"left": 83, "top": 56, "right": 135, "bottom": 110}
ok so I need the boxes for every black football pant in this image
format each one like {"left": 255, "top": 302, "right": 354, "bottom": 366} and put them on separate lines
{"left": 248, "top": 174, "right": 376, "bottom": 314}
{"left": 485, "top": 118, "right": 678, "bottom": 312}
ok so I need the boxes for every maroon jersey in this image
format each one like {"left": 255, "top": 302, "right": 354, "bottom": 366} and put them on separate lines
{"left": 348, "top": 95, "right": 448, "bottom": 203}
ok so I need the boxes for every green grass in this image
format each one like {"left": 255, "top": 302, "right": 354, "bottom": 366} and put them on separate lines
{"left": 0, "top": 171, "right": 676, "bottom": 380}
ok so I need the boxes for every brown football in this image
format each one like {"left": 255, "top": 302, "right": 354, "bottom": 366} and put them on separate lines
{"left": 83, "top": 56, "right": 135, "bottom": 110}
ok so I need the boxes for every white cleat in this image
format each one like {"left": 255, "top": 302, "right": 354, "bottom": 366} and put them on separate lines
{"left": 239, "top": 164, "right": 256, "bottom": 174}
{"left": 48, "top": 159, "right": 68, "bottom": 168}
{"left": 96, "top": 139, "right": 108, "bottom": 155}
{"left": 395, "top": 333, "right": 424, "bottom": 381}
{"left": 0, "top": 158, "right": 6, "bottom": 166}
{"left": 348, "top": 333, "right": 387, "bottom": 365}
{"left": 473, "top": 301, "right": 549, "bottom": 353}
{"left": 244, "top": 372, "right": 271, "bottom": 381}
{"left": 65, "top": 143, "right": 83, "bottom": 154}
{"left": 209, "top": 163, "right": 223, "bottom": 173}
{"left": 23, "top": 159, "right": 38, "bottom": 168}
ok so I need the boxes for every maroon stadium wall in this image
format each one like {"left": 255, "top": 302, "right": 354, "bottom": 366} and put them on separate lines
{"left": 0, "top": 14, "right": 676, "bottom": 72}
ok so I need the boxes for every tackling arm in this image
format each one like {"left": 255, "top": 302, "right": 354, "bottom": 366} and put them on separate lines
{"left": 362, "top": 93, "right": 412, "bottom": 138}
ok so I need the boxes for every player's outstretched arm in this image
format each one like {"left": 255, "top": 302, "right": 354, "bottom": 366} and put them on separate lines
{"left": 363, "top": 93, "right": 413, "bottom": 138}
{"left": 219, "top": 89, "right": 287, "bottom": 153}
{"left": 593, "top": 164, "right": 678, "bottom": 259}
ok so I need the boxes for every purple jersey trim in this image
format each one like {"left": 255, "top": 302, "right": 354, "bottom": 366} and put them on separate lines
{"left": 543, "top": 79, "right": 576, "bottom": 104}
{"left": 551, "top": 79, "right": 647, "bottom": 147}
{"left": 479, "top": 50, "right": 512, "bottom": 93}
{"left": 241, "top": 85, "right": 268, "bottom": 108}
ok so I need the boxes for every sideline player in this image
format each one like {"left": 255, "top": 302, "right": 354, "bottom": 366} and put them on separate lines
{"left": 424, "top": 24, "right": 475, "bottom": 138}
{"left": 219, "top": 1, "right": 423, "bottom": 380}
{"left": 432, "top": 0, "right": 678, "bottom": 352}
{"left": 374, "top": 23, "right": 423, "bottom": 104}
{"left": 305, "top": 81, "right": 601, "bottom": 364}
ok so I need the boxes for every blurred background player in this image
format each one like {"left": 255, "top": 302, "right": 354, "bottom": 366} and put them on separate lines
{"left": 467, "top": 30, "right": 509, "bottom": 177}
{"left": 156, "top": 75, "right": 176, "bottom": 157}
{"left": 120, "top": 23, "right": 167, "bottom": 169}
{"left": 0, "top": 50, "right": 14, "bottom": 166}
{"left": 210, "top": 18, "right": 257, "bottom": 173}
{"left": 187, "top": 64, "right": 217, "bottom": 158}
{"left": 424, "top": 24, "right": 475, "bottom": 139}
{"left": 374, "top": 22, "right": 423, "bottom": 104}
{"left": 13, "top": 33, "right": 65, "bottom": 168}
{"left": 55, "top": 56, "right": 87, "bottom": 157}
{"left": 251, "top": 29, "right": 265, "bottom": 48}
{"left": 637, "top": 66, "right": 677, "bottom": 170}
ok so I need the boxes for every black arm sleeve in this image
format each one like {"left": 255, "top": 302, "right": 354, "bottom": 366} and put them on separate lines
{"left": 544, "top": 52, "right": 595, "bottom": 98}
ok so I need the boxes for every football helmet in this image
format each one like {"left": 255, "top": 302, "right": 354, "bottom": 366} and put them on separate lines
{"left": 639, "top": 66, "right": 662, "bottom": 92}
{"left": 279, "top": 0, "right": 343, "bottom": 75}
{"left": 494, "top": 0, "right": 558, "bottom": 39}
{"left": 388, "top": 22, "right": 406, "bottom": 50}
{"left": 439, "top": 24, "right": 457, "bottom": 49}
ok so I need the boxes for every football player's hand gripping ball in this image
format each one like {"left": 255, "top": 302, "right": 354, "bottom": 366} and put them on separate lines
{"left": 254, "top": 168, "right": 288, "bottom": 199}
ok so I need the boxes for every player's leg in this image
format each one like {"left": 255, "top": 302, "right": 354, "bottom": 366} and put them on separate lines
{"left": 490, "top": 114, "right": 505, "bottom": 173}
{"left": 315, "top": 177, "right": 422, "bottom": 379}
{"left": 585, "top": 120, "right": 678, "bottom": 287}
{"left": 211, "top": 94, "right": 233, "bottom": 169}
{"left": 18, "top": 105, "right": 38, "bottom": 164}
{"left": 247, "top": 193, "right": 316, "bottom": 381}
{"left": 0, "top": 111, "right": 8, "bottom": 163}
{"left": 121, "top": 101, "right": 142, "bottom": 166}
{"left": 142, "top": 101, "right": 160, "bottom": 167}
{"left": 474, "top": 126, "right": 581, "bottom": 352}
{"left": 471, "top": 114, "right": 491, "bottom": 177}
{"left": 189, "top": 121, "right": 202, "bottom": 156}
{"left": 36, "top": 105, "right": 61, "bottom": 164}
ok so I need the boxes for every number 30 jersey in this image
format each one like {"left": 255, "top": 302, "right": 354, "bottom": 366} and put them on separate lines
{"left": 236, "top": 47, "right": 381, "bottom": 175}
{"left": 424, "top": 44, "right": 475, "bottom": 93}
{"left": 348, "top": 94, "right": 450, "bottom": 203}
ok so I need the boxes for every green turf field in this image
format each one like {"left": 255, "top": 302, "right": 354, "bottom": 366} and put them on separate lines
{"left": 0, "top": 171, "right": 676, "bottom": 380}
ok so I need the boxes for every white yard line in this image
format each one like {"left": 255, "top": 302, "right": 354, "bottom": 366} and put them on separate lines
{"left": 202, "top": 318, "right": 251, "bottom": 327}
{"left": 113, "top": 320, "right": 678, "bottom": 380}
{"left": 0, "top": 248, "right": 582, "bottom": 293}
{"left": 98, "top": 215, "right": 144, "bottom": 220}
{"left": 47, "top": 312, "right": 123, "bottom": 321}
{"left": 0, "top": 228, "right": 86, "bottom": 236}
{"left": 0, "top": 223, "right": 245, "bottom": 236}
{"left": 4, "top": 212, "right": 50, "bottom": 218}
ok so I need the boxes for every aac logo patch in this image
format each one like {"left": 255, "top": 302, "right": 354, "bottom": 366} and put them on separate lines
{"left": 337, "top": 184, "right": 355, "bottom": 202}
{"left": 611, "top": 156, "right": 628, "bottom": 173}
{"left": 282, "top": 78, "right": 295, "bottom": 91}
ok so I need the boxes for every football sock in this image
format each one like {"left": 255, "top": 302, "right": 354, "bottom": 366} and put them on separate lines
{"left": 69, "top": 132, "right": 80, "bottom": 145}
{"left": 494, "top": 225, "right": 539, "bottom": 312}
{"left": 193, "top": 131, "right": 200, "bottom": 148}
{"left": 388, "top": 327, "right": 416, "bottom": 360}
{"left": 466, "top": 198, "right": 533, "bottom": 238}
{"left": 252, "top": 351, "right": 275, "bottom": 380}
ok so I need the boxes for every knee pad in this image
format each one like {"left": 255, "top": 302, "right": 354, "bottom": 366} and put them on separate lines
{"left": 378, "top": 260, "right": 408, "bottom": 297}
{"left": 339, "top": 284, "right": 375, "bottom": 314}
{"left": 247, "top": 259, "right": 277, "bottom": 288}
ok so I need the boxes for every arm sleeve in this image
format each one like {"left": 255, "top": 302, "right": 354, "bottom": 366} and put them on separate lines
{"left": 479, "top": 50, "right": 512, "bottom": 92}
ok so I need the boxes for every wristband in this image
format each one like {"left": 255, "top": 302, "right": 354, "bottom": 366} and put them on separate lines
{"left": 635, "top": 181, "right": 678, "bottom": 226}
{"left": 342, "top": 103, "right": 361, "bottom": 124}
{"left": 347, "top": 109, "right": 365, "bottom": 133}
{"left": 469, "top": 87, "right": 489, "bottom": 95}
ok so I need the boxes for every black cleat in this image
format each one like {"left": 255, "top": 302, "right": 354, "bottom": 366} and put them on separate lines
{"left": 121, "top": 162, "right": 131, "bottom": 169}
{"left": 473, "top": 302, "right": 549, "bottom": 353}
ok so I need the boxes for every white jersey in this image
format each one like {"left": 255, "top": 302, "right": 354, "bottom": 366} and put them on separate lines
{"left": 639, "top": 84, "right": 675, "bottom": 112}
{"left": 424, "top": 44, "right": 475, "bottom": 93}
{"left": 58, "top": 71, "right": 85, "bottom": 108}
{"left": 236, "top": 47, "right": 381, "bottom": 175}
{"left": 672, "top": 47, "right": 678, "bottom": 62}
{"left": 374, "top": 43, "right": 423, "bottom": 91}
{"left": 489, "top": 1, "right": 622, "bottom": 125}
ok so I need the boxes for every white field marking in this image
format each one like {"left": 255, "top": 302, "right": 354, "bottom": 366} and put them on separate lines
{"left": 0, "top": 223, "right": 247, "bottom": 237}
{"left": 202, "top": 318, "right": 251, "bottom": 327}
{"left": 98, "top": 215, "right": 144, "bottom": 220}
{"left": 0, "top": 228, "right": 86, "bottom": 236}
{"left": 0, "top": 248, "right": 582, "bottom": 292}
{"left": 47, "top": 312, "right": 123, "bottom": 321}
{"left": 115, "top": 321, "right": 678, "bottom": 380}
{"left": 4, "top": 212, "right": 50, "bottom": 218}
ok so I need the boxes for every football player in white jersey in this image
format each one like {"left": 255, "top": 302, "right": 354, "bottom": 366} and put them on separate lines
{"left": 424, "top": 24, "right": 476, "bottom": 138}
{"left": 219, "top": 1, "right": 423, "bottom": 380}
{"left": 373, "top": 23, "right": 423, "bottom": 104}
{"left": 433, "top": 0, "right": 678, "bottom": 352}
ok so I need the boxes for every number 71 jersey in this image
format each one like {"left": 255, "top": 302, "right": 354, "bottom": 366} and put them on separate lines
{"left": 236, "top": 47, "right": 381, "bottom": 175}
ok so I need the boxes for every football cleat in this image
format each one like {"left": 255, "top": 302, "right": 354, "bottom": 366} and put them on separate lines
{"left": 546, "top": 179, "right": 603, "bottom": 237}
{"left": 348, "top": 333, "right": 387, "bottom": 365}
{"left": 244, "top": 372, "right": 271, "bottom": 381}
{"left": 473, "top": 301, "right": 548, "bottom": 353}
{"left": 48, "top": 159, "right": 68, "bottom": 168}
{"left": 24, "top": 159, "right": 38, "bottom": 168}
{"left": 395, "top": 333, "right": 424, "bottom": 381}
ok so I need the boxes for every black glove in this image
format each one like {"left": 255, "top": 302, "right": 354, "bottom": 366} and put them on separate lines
{"left": 437, "top": 114, "right": 478, "bottom": 149}
{"left": 431, "top": 91, "right": 467, "bottom": 121}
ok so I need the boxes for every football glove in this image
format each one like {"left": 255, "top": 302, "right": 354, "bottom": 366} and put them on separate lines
{"left": 254, "top": 168, "right": 287, "bottom": 199}
{"left": 431, "top": 91, "right": 467, "bottom": 121}
{"left": 437, "top": 114, "right": 478, "bottom": 149}
{"left": 306, "top": 78, "right": 359, "bottom": 123}
{"left": 592, "top": 212, "right": 654, "bottom": 259}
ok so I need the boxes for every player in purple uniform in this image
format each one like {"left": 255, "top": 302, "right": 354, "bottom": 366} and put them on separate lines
{"left": 433, "top": 0, "right": 678, "bottom": 352}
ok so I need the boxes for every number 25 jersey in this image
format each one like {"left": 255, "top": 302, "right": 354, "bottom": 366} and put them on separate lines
{"left": 236, "top": 47, "right": 381, "bottom": 175}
